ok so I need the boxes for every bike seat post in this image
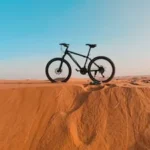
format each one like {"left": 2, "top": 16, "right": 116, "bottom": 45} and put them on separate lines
{"left": 84, "top": 47, "right": 91, "bottom": 67}
{"left": 87, "top": 47, "right": 91, "bottom": 57}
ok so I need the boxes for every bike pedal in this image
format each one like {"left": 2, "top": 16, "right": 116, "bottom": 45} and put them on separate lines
{"left": 75, "top": 69, "right": 80, "bottom": 72}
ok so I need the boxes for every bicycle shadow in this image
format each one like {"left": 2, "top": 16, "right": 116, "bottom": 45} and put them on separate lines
{"left": 54, "top": 78, "right": 66, "bottom": 82}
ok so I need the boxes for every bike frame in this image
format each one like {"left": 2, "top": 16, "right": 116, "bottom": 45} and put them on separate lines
{"left": 61, "top": 46, "right": 92, "bottom": 70}
{"left": 58, "top": 46, "right": 100, "bottom": 72}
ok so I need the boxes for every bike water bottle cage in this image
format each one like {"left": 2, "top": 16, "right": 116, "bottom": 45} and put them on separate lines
{"left": 60, "top": 43, "right": 69, "bottom": 48}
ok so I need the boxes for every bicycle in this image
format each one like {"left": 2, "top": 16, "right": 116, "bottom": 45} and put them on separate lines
{"left": 45, "top": 43, "right": 115, "bottom": 83}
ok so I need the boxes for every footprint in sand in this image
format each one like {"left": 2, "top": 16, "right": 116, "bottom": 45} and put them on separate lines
{"left": 84, "top": 85, "right": 105, "bottom": 92}
{"left": 68, "top": 121, "right": 96, "bottom": 147}
{"left": 68, "top": 122, "right": 83, "bottom": 147}
{"left": 129, "top": 79, "right": 140, "bottom": 85}
{"left": 105, "top": 83, "right": 117, "bottom": 87}
{"left": 142, "top": 80, "right": 150, "bottom": 84}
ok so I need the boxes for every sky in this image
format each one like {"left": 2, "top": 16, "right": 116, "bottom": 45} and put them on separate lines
{"left": 0, "top": 0, "right": 150, "bottom": 79}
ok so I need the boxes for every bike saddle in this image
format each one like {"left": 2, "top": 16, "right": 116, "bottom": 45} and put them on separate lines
{"left": 60, "top": 43, "right": 69, "bottom": 47}
{"left": 86, "top": 44, "right": 97, "bottom": 48}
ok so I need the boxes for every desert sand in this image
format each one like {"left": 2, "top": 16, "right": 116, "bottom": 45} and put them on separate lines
{"left": 0, "top": 76, "right": 150, "bottom": 150}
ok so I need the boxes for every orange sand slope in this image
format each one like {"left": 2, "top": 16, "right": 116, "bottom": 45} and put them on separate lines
{"left": 0, "top": 77, "right": 150, "bottom": 150}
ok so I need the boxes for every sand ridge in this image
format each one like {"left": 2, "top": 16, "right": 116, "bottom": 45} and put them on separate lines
{"left": 0, "top": 77, "right": 150, "bottom": 150}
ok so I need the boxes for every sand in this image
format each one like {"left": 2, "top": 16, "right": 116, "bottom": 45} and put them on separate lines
{"left": 0, "top": 76, "right": 150, "bottom": 150}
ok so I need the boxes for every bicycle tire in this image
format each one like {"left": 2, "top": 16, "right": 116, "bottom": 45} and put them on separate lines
{"left": 45, "top": 57, "right": 72, "bottom": 82}
{"left": 88, "top": 56, "right": 115, "bottom": 83}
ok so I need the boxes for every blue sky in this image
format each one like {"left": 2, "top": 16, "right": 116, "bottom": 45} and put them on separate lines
{"left": 0, "top": 0, "right": 150, "bottom": 79}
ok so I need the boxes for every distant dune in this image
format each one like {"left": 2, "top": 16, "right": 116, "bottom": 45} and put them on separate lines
{"left": 0, "top": 76, "right": 150, "bottom": 150}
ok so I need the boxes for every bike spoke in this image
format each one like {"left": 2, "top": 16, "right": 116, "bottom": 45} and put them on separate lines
{"left": 89, "top": 57, "right": 114, "bottom": 82}
{"left": 47, "top": 60, "right": 70, "bottom": 82}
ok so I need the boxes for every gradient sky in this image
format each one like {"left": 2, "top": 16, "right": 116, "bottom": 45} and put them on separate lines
{"left": 0, "top": 0, "right": 150, "bottom": 79}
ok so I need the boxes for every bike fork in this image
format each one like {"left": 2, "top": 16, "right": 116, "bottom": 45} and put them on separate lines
{"left": 58, "top": 54, "right": 65, "bottom": 71}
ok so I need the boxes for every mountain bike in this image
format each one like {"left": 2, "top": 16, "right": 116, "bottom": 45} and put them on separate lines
{"left": 45, "top": 43, "right": 115, "bottom": 83}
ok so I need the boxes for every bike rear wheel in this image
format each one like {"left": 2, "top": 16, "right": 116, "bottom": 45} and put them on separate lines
{"left": 45, "top": 58, "right": 72, "bottom": 82}
{"left": 88, "top": 56, "right": 115, "bottom": 83}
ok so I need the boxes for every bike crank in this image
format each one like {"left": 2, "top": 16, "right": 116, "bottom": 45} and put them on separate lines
{"left": 76, "top": 68, "right": 87, "bottom": 75}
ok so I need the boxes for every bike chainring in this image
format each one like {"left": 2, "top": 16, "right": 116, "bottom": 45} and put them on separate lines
{"left": 80, "top": 68, "right": 88, "bottom": 75}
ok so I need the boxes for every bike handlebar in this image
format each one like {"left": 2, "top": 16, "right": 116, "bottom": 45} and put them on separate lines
{"left": 59, "top": 43, "right": 69, "bottom": 48}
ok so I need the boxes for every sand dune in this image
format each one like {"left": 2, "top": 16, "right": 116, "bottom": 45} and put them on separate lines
{"left": 0, "top": 77, "right": 150, "bottom": 150}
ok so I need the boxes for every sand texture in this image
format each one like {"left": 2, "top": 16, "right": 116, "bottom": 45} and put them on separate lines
{"left": 0, "top": 76, "right": 150, "bottom": 150}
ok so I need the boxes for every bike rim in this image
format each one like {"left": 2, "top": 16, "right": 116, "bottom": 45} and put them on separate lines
{"left": 89, "top": 58, "right": 114, "bottom": 82}
{"left": 47, "top": 60, "right": 70, "bottom": 82}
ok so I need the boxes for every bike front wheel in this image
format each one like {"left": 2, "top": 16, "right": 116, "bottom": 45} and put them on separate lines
{"left": 88, "top": 56, "right": 115, "bottom": 83}
{"left": 45, "top": 58, "right": 72, "bottom": 82}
